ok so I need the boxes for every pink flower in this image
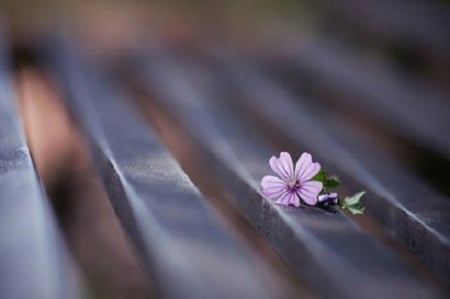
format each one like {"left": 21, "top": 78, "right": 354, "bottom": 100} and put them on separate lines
{"left": 261, "top": 152, "right": 323, "bottom": 207}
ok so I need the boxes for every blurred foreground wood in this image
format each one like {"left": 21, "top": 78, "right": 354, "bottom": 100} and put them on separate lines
{"left": 16, "top": 68, "right": 154, "bottom": 299}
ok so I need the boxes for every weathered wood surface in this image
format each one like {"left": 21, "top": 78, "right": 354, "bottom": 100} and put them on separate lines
{"left": 1, "top": 12, "right": 449, "bottom": 297}
{"left": 214, "top": 53, "right": 450, "bottom": 282}
{"left": 47, "top": 36, "right": 279, "bottom": 299}
{"left": 131, "top": 49, "right": 447, "bottom": 298}
{"left": 0, "top": 28, "right": 82, "bottom": 299}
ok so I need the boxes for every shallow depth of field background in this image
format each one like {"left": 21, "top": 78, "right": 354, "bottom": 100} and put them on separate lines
{"left": 1, "top": 0, "right": 449, "bottom": 298}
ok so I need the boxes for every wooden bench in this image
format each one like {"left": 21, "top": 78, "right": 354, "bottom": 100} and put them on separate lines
{"left": 220, "top": 34, "right": 450, "bottom": 281}
{"left": 1, "top": 24, "right": 449, "bottom": 299}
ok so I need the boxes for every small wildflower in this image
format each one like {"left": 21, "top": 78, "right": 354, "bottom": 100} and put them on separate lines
{"left": 261, "top": 152, "right": 323, "bottom": 207}
{"left": 261, "top": 152, "right": 366, "bottom": 214}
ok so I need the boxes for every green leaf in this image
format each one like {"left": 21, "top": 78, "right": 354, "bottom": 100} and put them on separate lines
{"left": 343, "top": 191, "right": 366, "bottom": 206}
{"left": 313, "top": 170, "right": 327, "bottom": 183}
{"left": 346, "top": 204, "right": 366, "bottom": 215}
{"left": 324, "top": 175, "right": 341, "bottom": 190}
{"left": 341, "top": 191, "right": 366, "bottom": 215}
{"left": 313, "top": 170, "right": 340, "bottom": 193}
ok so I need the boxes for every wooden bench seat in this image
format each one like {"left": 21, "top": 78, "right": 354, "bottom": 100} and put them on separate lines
{"left": 129, "top": 50, "right": 447, "bottom": 298}
{"left": 214, "top": 53, "right": 450, "bottom": 282}
{"left": 46, "top": 37, "right": 278, "bottom": 299}
{"left": 0, "top": 19, "right": 449, "bottom": 298}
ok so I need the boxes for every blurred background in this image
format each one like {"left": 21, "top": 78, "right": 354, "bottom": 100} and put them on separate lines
{"left": 3, "top": 0, "right": 450, "bottom": 79}
{"left": 1, "top": 0, "right": 449, "bottom": 298}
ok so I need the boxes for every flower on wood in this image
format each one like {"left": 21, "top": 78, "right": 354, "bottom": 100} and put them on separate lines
{"left": 261, "top": 152, "right": 323, "bottom": 207}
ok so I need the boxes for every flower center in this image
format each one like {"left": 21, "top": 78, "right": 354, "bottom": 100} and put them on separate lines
{"left": 288, "top": 180, "right": 301, "bottom": 192}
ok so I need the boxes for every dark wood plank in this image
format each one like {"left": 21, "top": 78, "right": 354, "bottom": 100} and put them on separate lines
{"left": 47, "top": 36, "right": 278, "bottom": 299}
{"left": 0, "top": 27, "right": 83, "bottom": 299}
{"left": 132, "top": 50, "right": 446, "bottom": 299}
{"left": 214, "top": 54, "right": 450, "bottom": 282}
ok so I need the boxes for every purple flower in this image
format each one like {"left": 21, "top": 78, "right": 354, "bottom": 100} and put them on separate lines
{"left": 261, "top": 152, "right": 323, "bottom": 207}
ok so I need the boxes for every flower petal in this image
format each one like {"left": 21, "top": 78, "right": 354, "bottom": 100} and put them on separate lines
{"left": 295, "top": 152, "right": 321, "bottom": 182}
{"left": 275, "top": 190, "right": 295, "bottom": 206}
{"left": 261, "top": 175, "right": 286, "bottom": 199}
{"left": 295, "top": 152, "right": 312, "bottom": 179}
{"left": 289, "top": 193, "right": 301, "bottom": 207}
{"left": 300, "top": 162, "right": 321, "bottom": 182}
{"left": 269, "top": 152, "right": 294, "bottom": 181}
{"left": 298, "top": 181, "right": 323, "bottom": 205}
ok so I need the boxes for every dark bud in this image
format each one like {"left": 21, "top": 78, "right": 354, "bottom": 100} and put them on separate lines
{"left": 318, "top": 192, "right": 339, "bottom": 206}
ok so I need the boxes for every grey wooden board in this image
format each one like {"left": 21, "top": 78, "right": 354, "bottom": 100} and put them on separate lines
{"left": 48, "top": 37, "right": 278, "bottom": 299}
{"left": 135, "top": 51, "right": 446, "bottom": 299}
{"left": 260, "top": 35, "right": 450, "bottom": 160}
{"left": 215, "top": 55, "right": 450, "bottom": 282}
{"left": 0, "top": 29, "right": 82, "bottom": 299}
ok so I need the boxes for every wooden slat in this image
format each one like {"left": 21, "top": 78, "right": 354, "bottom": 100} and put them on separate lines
{"left": 47, "top": 36, "right": 278, "bottom": 299}
{"left": 260, "top": 34, "right": 450, "bottom": 160}
{"left": 0, "top": 27, "right": 82, "bottom": 299}
{"left": 133, "top": 51, "right": 446, "bottom": 299}
{"left": 214, "top": 54, "right": 450, "bottom": 282}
